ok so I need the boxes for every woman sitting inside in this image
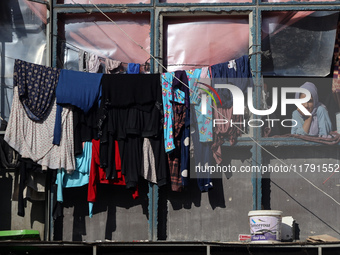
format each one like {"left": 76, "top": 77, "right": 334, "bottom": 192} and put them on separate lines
{"left": 291, "top": 82, "right": 332, "bottom": 137}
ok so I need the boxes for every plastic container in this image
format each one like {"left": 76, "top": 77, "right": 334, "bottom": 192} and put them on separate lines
{"left": 0, "top": 230, "right": 40, "bottom": 240}
{"left": 248, "top": 210, "right": 282, "bottom": 243}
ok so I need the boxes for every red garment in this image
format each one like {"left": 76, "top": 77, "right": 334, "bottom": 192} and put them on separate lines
{"left": 87, "top": 139, "right": 138, "bottom": 203}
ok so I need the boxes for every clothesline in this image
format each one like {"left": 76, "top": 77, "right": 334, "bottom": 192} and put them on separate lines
{"left": 2, "top": 0, "right": 338, "bottom": 207}
{"left": 58, "top": 35, "right": 216, "bottom": 68}
{"left": 84, "top": 0, "right": 340, "bottom": 207}
{"left": 62, "top": 1, "right": 258, "bottom": 131}
{"left": 4, "top": 56, "right": 16, "bottom": 61}
{"left": 56, "top": 35, "right": 151, "bottom": 67}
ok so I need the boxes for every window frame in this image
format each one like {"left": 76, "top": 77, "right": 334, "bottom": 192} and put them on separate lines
{"left": 51, "top": 0, "right": 340, "bottom": 240}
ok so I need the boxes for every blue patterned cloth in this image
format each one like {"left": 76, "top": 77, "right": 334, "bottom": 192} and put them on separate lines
{"left": 14, "top": 59, "right": 60, "bottom": 121}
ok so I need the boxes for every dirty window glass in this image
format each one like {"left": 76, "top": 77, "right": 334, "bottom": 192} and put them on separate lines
{"left": 58, "top": 12, "right": 151, "bottom": 69}
{"left": 163, "top": 16, "right": 250, "bottom": 72}
{"left": 160, "top": 0, "right": 251, "bottom": 3}
{"left": 0, "top": 0, "right": 47, "bottom": 120}
{"left": 262, "top": 0, "right": 338, "bottom": 2}
{"left": 262, "top": 11, "right": 339, "bottom": 76}
{"left": 57, "top": 0, "right": 150, "bottom": 4}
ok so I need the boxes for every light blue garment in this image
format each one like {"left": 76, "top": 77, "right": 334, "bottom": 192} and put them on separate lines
{"left": 186, "top": 68, "right": 213, "bottom": 142}
{"left": 161, "top": 72, "right": 185, "bottom": 153}
{"left": 291, "top": 106, "right": 332, "bottom": 137}
{"left": 89, "top": 202, "right": 94, "bottom": 218}
{"left": 194, "top": 96, "right": 213, "bottom": 142}
{"left": 56, "top": 141, "right": 92, "bottom": 202}
{"left": 187, "top": 69, "right": 202, "bottom": 105}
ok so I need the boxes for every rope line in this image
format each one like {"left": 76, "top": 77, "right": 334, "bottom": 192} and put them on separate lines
{"left": 21, "top": 0, "right": 340, "bottom": 206}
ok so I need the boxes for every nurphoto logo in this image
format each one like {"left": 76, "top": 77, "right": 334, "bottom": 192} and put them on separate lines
{"left": 200, "top": 82, "right": 313, "bottom": 129}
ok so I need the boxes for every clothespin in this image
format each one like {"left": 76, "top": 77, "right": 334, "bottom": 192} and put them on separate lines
{"left": 228, "top": 59, "right": 237, "bottom": 71}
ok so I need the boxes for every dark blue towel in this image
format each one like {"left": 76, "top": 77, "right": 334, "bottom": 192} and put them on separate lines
{"left": 211, "top": 55, "right": 253, "bottom": 109}
{"left": 53, "top": 69, "right": 103, "bottom": 145}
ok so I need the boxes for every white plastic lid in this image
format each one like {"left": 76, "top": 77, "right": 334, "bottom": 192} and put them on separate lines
{"left": 248, "top": 210, "right": 283, "bottom": 217}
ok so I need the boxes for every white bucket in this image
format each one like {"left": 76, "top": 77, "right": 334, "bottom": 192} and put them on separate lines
{"left": 248, "top": 210, "right": 282, "bottom": 243}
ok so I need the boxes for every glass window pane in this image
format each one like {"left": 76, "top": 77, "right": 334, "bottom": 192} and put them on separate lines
{"left": 57, "top": 0, "right": 150, "bottom": 4}
{"left": 0, "top": 0, "right": 47, "bottom": 120}
{"left": 160, "top": 0, "right": 251, "bottom": 3}
{"left": 262, "top": 0, "right": 338, "bottom": 2}
{"left": 164, "top": 16, "right": 249, "bottom": 72}
{"left": 59, "top": 13, "right": 151, "bottom": 67}
{"left": 262, "top": 77, "right": 335, "bottom": 136}
{"left": 262, "top": 11, "right": 339, "bottom": 76}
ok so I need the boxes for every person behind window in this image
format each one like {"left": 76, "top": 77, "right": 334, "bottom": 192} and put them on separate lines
{"left": 291, "top": 82, "right": 332, "bottom": 137}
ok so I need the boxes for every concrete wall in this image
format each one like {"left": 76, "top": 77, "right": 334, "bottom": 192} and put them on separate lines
{"left": 0, "top": 170, "right": 45, "bottom": 240}
{"left": 263, "top": 146, "right": 340, "bottom": 241}
{"left": 159, "top": 147, "right": 253, "bottom": 241}
{"left": 56, "top": 147, "right": 254, "bottom": 242}
{"left": 56, "top": 180, "right": 150, "bottom": 241}
{"left": 1, "top": 146, "right": 340, "bottom": 242}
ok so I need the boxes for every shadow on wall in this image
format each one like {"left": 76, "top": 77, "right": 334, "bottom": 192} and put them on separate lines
{"left": 0, "top": 170, "right": 13, "bottom": 230}
{"left": 30, "top": 201, "right": 45, "bottom": 229}
{"left": 158, "top": 147, "right": 252, "bottom": 240}
{"left": 262, "top": 146, "right": 340, "bottom": 239}
{"left": 54, "top": 179, "right": 149, "bottom": 241}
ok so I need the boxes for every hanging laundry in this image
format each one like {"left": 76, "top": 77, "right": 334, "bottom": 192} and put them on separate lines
{"left": 87, "top": 53, "right": 101, "bottom": 73}
{"left": 140, "top": 77, "right": 167, "bottom": 186}
{"left": 187, "top": 67, "right": 213, "bottom": 143}
{"left": 174, "top": 70, "right": 190, "bottom": 187}
{"left": 78, "top": 50, "right": 86, "bottom": 72}
{"left": 117, "top": 137, "right": 143, "bottom": 188}
{"left": 53, "top": 69, "right": 103, "bottom": 145}
{"left": 173, "top": 71, "right": 190, "bottom": 109}
{"left": 168, "top": 103, "right": 186, "bottom": 192}
{"left": 189, "top": 81, "right": 214, "bottom": 192}
{"left": 73, "top": 106, "right": 99, "bottom": 156}
{"left": 163, "top": 67, "right": 212, "bottom": 190}
{"left": 88, "top": 139, "right": 138, "bottom": 218}
{"left": 186, "top": 67, "right": 214, "bottom": 189}
{"left": 14, "top": 59, "right": 60, "bottom": 121}
{"left": 5, "top": 87, "right": 75, "bottom": 172}
{"left": 211, "top": 106, "right": 243, "bottom": 165}
{"left": 105, "top": 58, "right": 121, "bottom": 74}
{"left": 100, "top": 73, "right": 160, "bottom": 111}
{"left": 188, "top": 69, "right": 203, "bottom": 105}
{"left": 16, "top": 158, "right": 45, "bottom": 217}
{"left": 141, "top": 136, "right": 167, "bottom": 186}
{"left": 127, "top": 63, "right": 140, "bottom": 74}
{"left": 99, "top": 73, "right": 165, "bottom": 188}
{"left": 161, "top": 70, "right": 190, "bottom": 190}
{"left": 56, "top": 141, "right": 92, "bottom": 203}
{"left": 141, "top": 138, "right": 157, "bottom": 184}
{"left": 191, "top": 112, "right": 213, "bottom": 192}
{"left": 211, "top": 55, "right": 253, "bottom": 108}
{"left": 73, "top": 52, "right": 108, "bottom": 155}
{"left": 161, "top": 72, "right": 186, "bottom": 153}
{"left": 99, "top": 123, "right": 121, "bottom": 180}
